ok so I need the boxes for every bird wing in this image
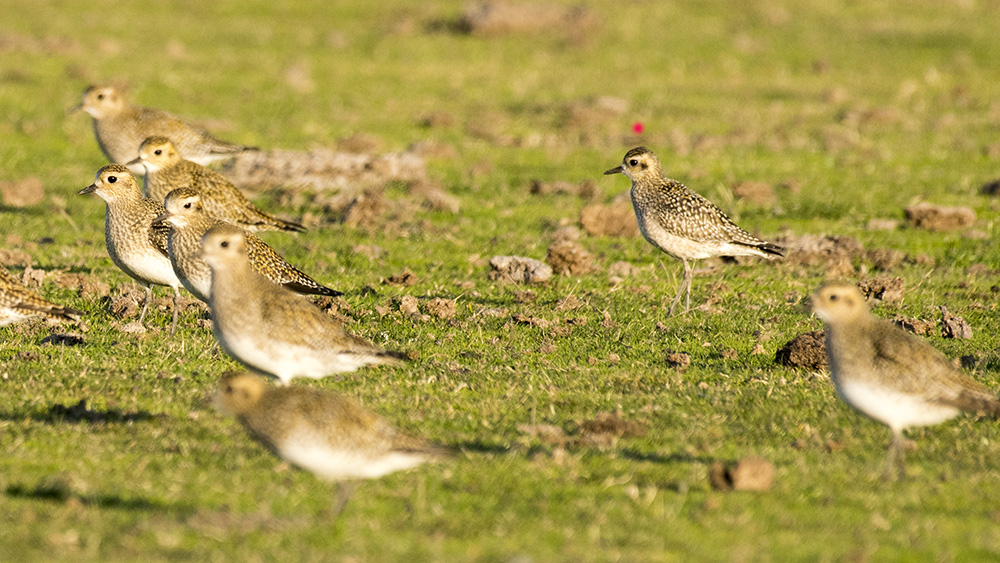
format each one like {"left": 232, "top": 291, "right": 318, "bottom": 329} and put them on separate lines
{"left": 145, "top": 201, "right": 171, "bottom": 257}
{"left": 244, "top": 234, "right": 339, "bottom": 296}
{"left": 647, "top": 183, "right": 768, "bottom": 246}
{"left": 870, "top": 320, "right": 999, "bottom": 415}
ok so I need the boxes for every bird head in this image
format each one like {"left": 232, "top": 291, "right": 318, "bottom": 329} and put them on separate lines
{"left": 70, "top": 84, "right": 125, "bottom": 119}
{"left": 811, "top": 283, "right": 869, "bottom": 324}
{"left": 199, "top": 223, "right": 248, "bottom": 268}
{"left": 214, "top": 372, "right": 268, "bottom": 415}
{"left": 77, "top": 164, "right": 141, "bottom": 202}
{"left": 604, "top": 146, "right": 662, "bottom": 182}
{"left": 128, "top": 136, "right": 181, "bottom": 171}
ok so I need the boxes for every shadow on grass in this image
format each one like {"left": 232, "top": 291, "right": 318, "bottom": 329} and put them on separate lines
{"left": 0, "top": 399, "right": 161, "bottom": 424}
{"left": 5, "top": 482, "right": 193, "bottom": 513}
{"left": 618, "top": 448, "right": 718, "bottom": 466}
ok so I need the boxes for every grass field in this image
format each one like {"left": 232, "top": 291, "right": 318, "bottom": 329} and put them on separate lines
{"left": 3, "top": 0, "right": 1000, "bottom": 560}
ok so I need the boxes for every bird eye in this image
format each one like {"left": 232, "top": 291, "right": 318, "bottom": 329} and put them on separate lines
{"left": 97, "top": 94, "right": 104, "bottom": 100}
{"left": 224, "top": 385, "right": 232, "bottom": 393}
{"left": 220, "top": 241, "right": 229, "bottom": 248}
{"left": 829, "top": 294, "right": 838, "bottom": 301}
{"left": 183, "top": 203, "right": 191, "bottom": 209}
{"left": 108, "top": 176, "right": 117, "bottom": 183}
{"left": 628, "top": 159, "right": 639, "bottom": 166}
{"left": 154, "top": 149, "right": 162, "bottom": 155}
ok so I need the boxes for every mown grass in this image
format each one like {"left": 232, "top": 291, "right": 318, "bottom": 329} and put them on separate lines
{"left": 2, "top": 0, "right": 1000, "bottom": 560}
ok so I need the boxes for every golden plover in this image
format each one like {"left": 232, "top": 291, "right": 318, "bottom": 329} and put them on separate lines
{"left": 214, "top": 372, "right": 446, "bottom": 480}
{"left": 156, "top": 187, "right": 340, "bottom": 302}
{"left": 605, "top": 147, "right": 783, "bottom": 316}
{"left": 78, "top": 164, "right": 183, "bottom": 334}
{"left": 0, "top": 267, "right": 83, "bottom": 327}
{"left": 71, "top": 84, "right": 256, "bottom": 174}
{"left": 200, "top": 225, "right": 405, "bottom": 385}
{"left": 130, "top": 136, "right": 304, "bottom": 233}
{"left": 812, "top": 283, "right": 1000, "bottom": 478}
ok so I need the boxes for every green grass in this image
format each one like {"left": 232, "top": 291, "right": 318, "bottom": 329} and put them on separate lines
{"left": 3, "top": 0, "right": 1000, "bottom": 560}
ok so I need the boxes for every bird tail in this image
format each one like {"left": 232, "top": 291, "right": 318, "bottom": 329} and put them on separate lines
{"left": 757, "top": 242, "right": 784, "bottom": 258}
{"left": 283, "top": 280, "right": 343, "bottom": 297}
{"left": 950, "top": 389, "right": 1000, "bottom": 418}
{"left": 245, "top": 210, "right": 307, "bottom": 233}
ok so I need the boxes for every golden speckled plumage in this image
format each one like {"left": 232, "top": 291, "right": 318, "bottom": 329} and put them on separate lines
{"left": 812, "top": 283, "right": 1000, "bottom": 478}
{"left": 158, "top": 188, "right": 339, "bottom": 302}
{"left": 605, "top": 146, "right": 783, "bottom": 316}
{"left": 201, "top": 225, "right": 404, "bottom": 385}
{"left": 78, "top": 164, "right": 183, "bottom": 334}
{"left": 0, "top": 267, "right": 82, "bottom": 327}
{"left": 131, "top": 137, "right": 303, "bottom": 233}
{"left": 71, "top": 84, "right": 256, "bottom": 174}
{"left": 214, "top": 373, "right": 444, "bottom": 480}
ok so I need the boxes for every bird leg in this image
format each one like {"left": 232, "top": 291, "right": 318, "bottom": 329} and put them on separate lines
{"left": 667, "top": 260, "right": 693, "bottom": 317}
{"left": 327, "top": 482, "right": 357, "bottom": 519}
{"left": 884, "top": 429, "right": 906, "bottom": 481}
{"left": 137, "top": 284, "right": 153, "bottom": 325}
{"left": 170, "top": 286, "right": 181, "bottom": 336}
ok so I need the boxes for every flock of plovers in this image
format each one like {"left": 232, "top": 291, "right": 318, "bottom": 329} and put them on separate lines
{"left": 1, "top": 84, "right": 996, "bottom": 489}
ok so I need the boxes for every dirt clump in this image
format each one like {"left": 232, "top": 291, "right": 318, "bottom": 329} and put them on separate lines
{"left": 455, "top": 2, "right": 598, "bottom": 37}
{"left": 777, "top": 233, "right": 863, "bottom": 277}
{"left": 220, "top": 148, "right": 427, "bottom": 192}
{"left": 384, "top": 268, "right": 418, "bottom": 287}
{"left": 710, "top": 457, "right": 776, "bottom": 492}
{"left": 546, "top": 240, "right": 594, "bottom": 276}
{"left": 866, "top": 248, "right": 904, "bottom": 271}
{"left": 666, "top": 352, "right": 691, "bottom": 368}
{"left": 489, "top": 256, "right": 553, "bottom": 284}
{"left": 857, "top": 276, "right": 904, "bottom": 304}
{"left": 940, "top": 307, "right": 972, "bottom": 339}
{"left": 904, "top": 203, "right": 976, "bottom": 231}
{"left": 426, "top": 298, "right": 456, "bottom": 319}
{"left": 775, "top": 331, "right": 827, "bottom": 370}
{"left": 0, "top": 176, "right": 44, "bottom": 207}
{"left": 891, "top": 315, "right": 936, "bottom": 336}
{"left": 530, "top": 179, "right": 599, "bottom": 199}
{"left": 579, "top": 199, "right": 639, "bottom": 237}
{"left": 731, "top": 181, "right": 775, "bottom": 206}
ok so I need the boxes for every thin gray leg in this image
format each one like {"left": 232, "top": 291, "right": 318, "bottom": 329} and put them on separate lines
{"left": 667, "top": 260, "right": 688, "bottom": 317}
{"left": 137, "top": 284, "right": 153, "bottom": 325}
{"left": 170, "top": 286, "right": 181, "bottom": 335}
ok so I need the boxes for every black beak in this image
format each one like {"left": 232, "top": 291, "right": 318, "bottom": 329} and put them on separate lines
{"left": 604, "top": 165, "right": 623, "bottom": 175}
{"left": 78, "top": 184, "right": 97, "bottom": 195}
{"left": 126, "top": 156, "right": 143, "bottom": 167}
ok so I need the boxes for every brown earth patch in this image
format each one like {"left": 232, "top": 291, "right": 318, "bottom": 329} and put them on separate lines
{"left": 775, "top": 330, "right": 827, "bottom": 370}
{"left": 904, "top": 203, "right": 976, "bottom": 231}
{"left": 546, "top": 240, "right": 594, "bottom": 276}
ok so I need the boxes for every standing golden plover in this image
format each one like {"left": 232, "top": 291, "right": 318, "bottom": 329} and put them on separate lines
{"left": 156, "top": 187, "right": 340, "bottom": 302}
{"left": 604, "top": 147, "right": 783, "bottom": 316}
{"left": 78, "top": 164, "right": 183, "bottom": 334}
{"left": 200, "top": 225, "right": 405, "bottom": 385}
{"left": 71, "top": 84, "right": 257, "bottom": 174}
{"left": 812, "top": 283, "right": 1000, "bottom": 478}
{"left": 0, "top": 267, "right": 83, "bottom": 327}
{"left": 214, "top": 372, "right": 446, "bottom": 480}
{"left": 130, "top": 136, "right": 304, "bottom": 233}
